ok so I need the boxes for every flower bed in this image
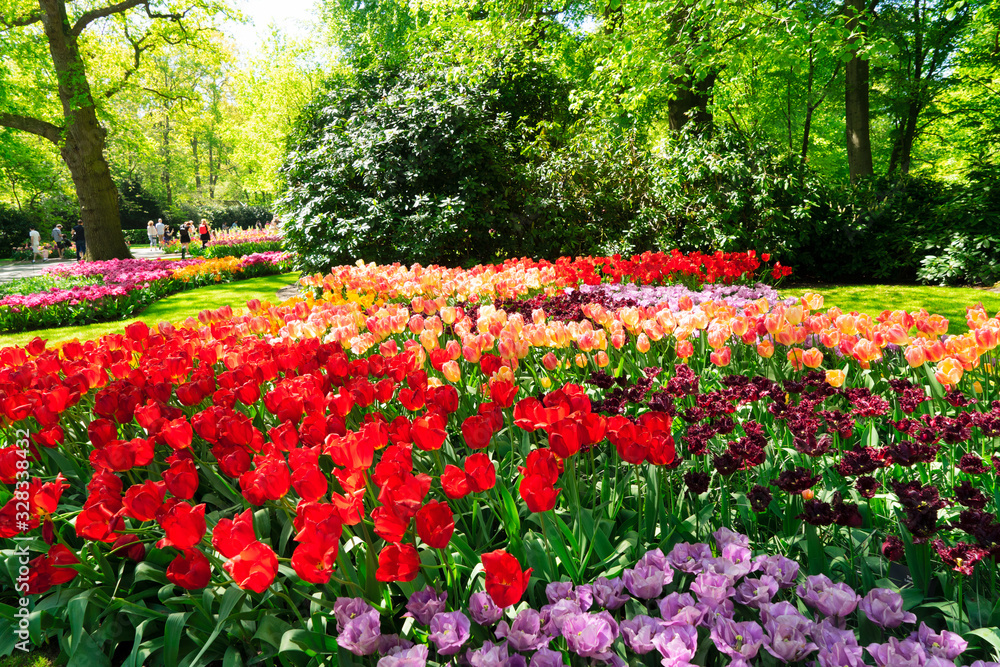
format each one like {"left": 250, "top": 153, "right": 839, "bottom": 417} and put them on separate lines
{"left": 0, "top": 253, "right": 295, "bottom": 332}
{"left": 1, "top": 252, "right": 999, "bottom": 667}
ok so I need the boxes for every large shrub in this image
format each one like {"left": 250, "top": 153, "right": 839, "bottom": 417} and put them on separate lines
{"left": 277, "top": 60, "right": 578, "bottom": 272}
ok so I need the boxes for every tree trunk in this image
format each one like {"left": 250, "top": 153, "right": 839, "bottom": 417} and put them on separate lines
{"left": 888, "top": 0, "right": 924, "bottom": 176}
{"left": 192, "top": 134, "right": 202, "bottom": 195}
{"left": 845, "top": 0, "right": 875, "bottom": 181}
{"left": 668, "top": 70, "right": 717, "bottom": 132}
{"left": 38, "top": 0, "right": 131, "bottom": 260}
{"left": 802, "top": 47, "right": 815, "bottom": 161}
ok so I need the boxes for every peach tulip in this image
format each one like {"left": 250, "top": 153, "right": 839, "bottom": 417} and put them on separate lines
{"left": 710, "top": 347, "right": 731, "bottom": 367}
{"left": 826, "top": 369, "right": 846, "bottom": 387}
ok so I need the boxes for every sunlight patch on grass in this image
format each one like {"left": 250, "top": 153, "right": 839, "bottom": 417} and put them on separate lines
{"left": 0, "top": 272, "right": 301, "bottom": 349}
{"left": 782, "top": 284, "right": 1000, "bottom": 335}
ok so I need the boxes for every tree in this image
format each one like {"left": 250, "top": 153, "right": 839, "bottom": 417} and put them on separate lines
{"left": 0, "top": 0, "right": 229, "bottom": 260}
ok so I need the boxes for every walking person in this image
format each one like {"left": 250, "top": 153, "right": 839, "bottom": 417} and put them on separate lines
{"left": 179, "top": 221, "right": 192, "bottom": 260}
{"left": 198, "top": 219, "right": 211, "bottom": 247}
{"left": 73, "top": 220, "right": 86, "bottom": 262}
{"left": 51, "top": 224, "right": 66, "bottom": 259}
{"left": 147, "top": 221, "right": 157, "bottom": 249}
{"left": 29, "top": 226, "right": 44, "bottom": 263}
{"left": 155, "top": 219, "right": 165, "bottom": 250}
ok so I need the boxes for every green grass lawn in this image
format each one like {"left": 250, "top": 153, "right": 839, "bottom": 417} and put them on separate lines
{"left": 781, "top": 283, "right": 1000, "bottom": 335}
{"left": 0, "top": 272, "right": 300, "bottom": 348}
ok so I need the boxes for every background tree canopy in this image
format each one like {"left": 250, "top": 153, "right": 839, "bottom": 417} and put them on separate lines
{"left": 1, "top": 0, "right": 999, "bottom": 280}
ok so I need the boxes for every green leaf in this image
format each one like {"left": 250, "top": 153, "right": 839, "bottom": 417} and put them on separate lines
{"left": 164, "top": 611, "right": 193, "bottom": 667}
{"left": 67, "top": 631, "right": 111, "bottom": 667}
{"left": 967, "top": 628, "right": 1000, "bottom": 659}
{"left": 187, "top": 587, "right": 247, "bottom": 666}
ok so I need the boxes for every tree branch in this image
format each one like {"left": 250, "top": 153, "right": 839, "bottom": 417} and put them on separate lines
{"left": 0, "top": 112, "right": 63, "bottom": 144}
{"left": 72, "top": 0, "right": 149, "bottom": 35}
{"left": 0, "top": 10, "right": 43, "bottom": 30}
{"left": 103, "top": 24, "right": 152, "bottom": 99}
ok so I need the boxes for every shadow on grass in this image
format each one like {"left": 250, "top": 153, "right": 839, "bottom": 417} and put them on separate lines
{"left": 782, "top": 284, "right": 1000, "bottom": 335}
{"left": 0, "top": 272, "right": 301, "bottom": 349}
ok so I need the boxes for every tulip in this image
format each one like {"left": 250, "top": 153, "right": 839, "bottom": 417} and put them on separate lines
{"left": 803, "top": 347, "right": 823, "bottom": 368}
{"left": 757, "top": 340, "right": 774, "bottom": 358}
{"left": 826, "top": 369, "right": 846, "bottom": 388}
{"left": 675, "top": 340, "right": 694, "bottom": 358}
{"left": 710, "top": 346, "right": 731, "bottom": 367}
{"left": 935, "top": 358, "right": 963, "bottom": 385}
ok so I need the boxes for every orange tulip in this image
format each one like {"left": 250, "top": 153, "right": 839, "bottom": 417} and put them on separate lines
{"left": 710, "top": 347, "right": 732, "bottom": 367}
{"left": 676, "top": 340, "right": 694, "bottom": 359}
{"left": 595, "top": 351, "right": 610, "bottom": 368}
{"left": 904, "top": 344, "right": 926, "bottom": 368}
{"left": 636, "top": 333, "right": 651, "bottom": 353}
{"left": 934, "top": 358, "right": 963, "bottom": 386}
{"left": 757, "top": 340, "right": 774, "bottom": 358}
{"left": 441, "top": 361, "right": 461, "bottom": 383}
{"left": 826, "top": 369, "right": 846, "bottom": 388}
{"left": 802, "top": 347, "right": 823, "bottom": 369}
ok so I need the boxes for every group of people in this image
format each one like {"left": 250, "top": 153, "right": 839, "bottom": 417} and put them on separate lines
{"left": 146, "top": 219, "right": 212, "bottom": 259}
{"left": 28, "top": 222, "right": 86, "bottom": 263}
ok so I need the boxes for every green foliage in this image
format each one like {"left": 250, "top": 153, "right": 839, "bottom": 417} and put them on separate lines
{"left": 278, "top": 58, "right": 581, "bottom": 272}
{"left": 118, "top": 179, "right": 165, "bottom": 231}
{"left": 203, "top": 241, "right": 284, "bottom": 259}
{"left": 0, "top": 206, "right": 32, "bottom": 259}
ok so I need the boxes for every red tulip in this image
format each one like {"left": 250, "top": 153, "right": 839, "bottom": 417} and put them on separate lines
{"left": 212, "top": 508, "right": 256, "bottom": 558}
{"left": 519, "top": 474, "right": 560, "bottom": 513}
{"left": 518, "top": 449, "right": 562, "bottom": 485}
{"left": 489, "top": 380, "right": 518, "bottom": 407}
{"left": 161, "top": 417, "right": 193, "bottom": 450}
{"left": 156, "top": 502, "right": 206, "bottom": 550}
{"left": 163, "top": 456, "right": 199, "bottom": 499}
{"left": 292, "top": 464, "right": 328, "bottom": 502}
{"left": 166, "top": 548, "right": 211, "bottom": 590}
{"left": 376, "top": 543, "right": 421, "bottom": 582}
{"left": 548, "top": 418, "right": 586, "bottom": 459}
{"left": 462, "top": 415, "right": 494, "bottom": 450}
{"left": 415, "top": 500, "right": 454, "bottom": 549}
{"left": 441, "top": 465, "right": 471, "bottom": 499}
{"left": 372, "top": 506, "right": 410, "bottom": 543}
{"left": 411, "top": 411, "right": 448, "bottom": 451}
{"left": 27, "top": 544, "right": 80, "bottom": 594}
{"left": 224, "top": 540, "right": 278, "bottom": 593}
{"left": 110, "top": 533, "right": 146, "bottom": 561}
{"left": 123, "top": 480, "right": 166, "bottom": 522}
{"left": 482, "top": 549, "right": 531, "bottom": 608}
{"left": 291, "top": 538, "right": 339, "bottom": 585}
{"left": 464, "top": 454, "right": 496, "bottom": 493}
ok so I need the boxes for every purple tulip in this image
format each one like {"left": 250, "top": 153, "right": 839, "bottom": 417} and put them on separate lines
{"left": 666, "top": 542, "right": 714, "bottom": 573}
{"left": 621, "top": 615, "right": 664, "bottom": 654}
{"left": 528, "top": 648, "right": 566, "bottom": 667}
{"left": 965, "top": 662, "right": 1000, "bottom": 667}
{"left": 735, "top": 575, "right": 779, "bottom": 609}
{"left": 753, "top": 554, "right": 800, "bottom": 588}
{"left": 377, "top": 644, "right": 429, "bottom": 667}
{"left": 690, "top": 571, "right": 735, "bottom": 609}
{"left": 541, "top": 599, "right": 583, "bottom": 636}
{"left": 703, "top": 555, "right": 754, "bottom": 580}
{"left": 561, "top": 612, "right": 618, "bottom": 660}
{"left": 496, "top": 609, "right": 552, "bottom": 652}
{"left": 911, "top": 622, "right": 968, "bottom": 660}
{"left": 859, "top": 588, "right": 917, "bottom": 629}
{"left": 812, "top": 617, "right": 860, "bottom": 649}
{"left": 713, "top": 527, "right": 750, "bottom": 551}
{"left": 711, "top": 618, "right": 764, "bottom": 661}
{"left": 334, "top": 597, "right": 376, "bottom": 633}
{"left": 469, "top": 591, "right": 504, "bottom": 626}
{"left": 571, "top": 584, "right": 594, "bottom": 611}
{"left": 926, "top": 659, "right": 958, "bottom": 667}
{"left": 378, "top": 635, "right": 414, "bottom": 655}
{"left": 658, "top": 592, "right": 696, "bottom": 619}
{"left": 764, "top": 623, "right": 819, "bottom": 663}
{"left": 545, "top": 581, "right": 575, "bottom": 604}
{"left": 337, "top": 609, "right": 382, "bottom": 656}
{"left": 623, "top": 562, "right": 667, "bottom": 599}
{"left": 506, "top": 655, "right": 527, "bottom": 667}
{"left": 817, "top": 643, "right": 867, "bottom": 667}
{"left": 428, "top": 611, "right": 471, "bottom": 656}
{"left": 466, "top": 641, "right": 509, "bottom": 667}
{"left": 651, "top": 624, "right": 699, "bottom": 667}
{"left": 797, "top": 574, "right": 861, "bottom": 622}
{"left": 591, "top": 576, "right": 630, "bottom": 610}
{"left": 405, "top": 587, "right": 447, "bottom": 625}
{"left": 721, "top": 543, "right": 755, "bottom": 570}
{"left": 867, "top": 637, "right": 928, "bottom": 667}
